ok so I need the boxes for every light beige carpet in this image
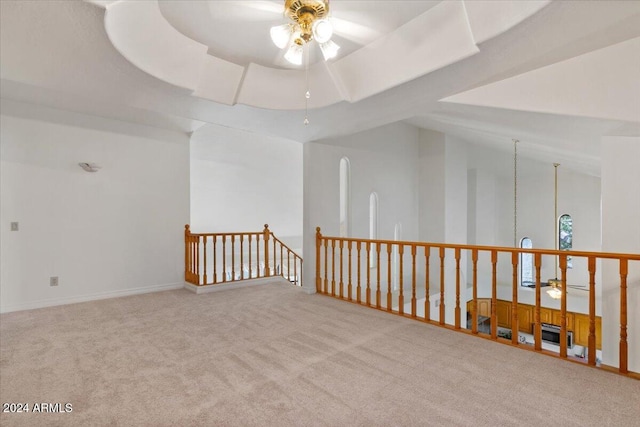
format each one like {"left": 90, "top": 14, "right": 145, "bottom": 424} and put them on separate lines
{"left": 1, "top": 280, "right": 639, "bottom": 426}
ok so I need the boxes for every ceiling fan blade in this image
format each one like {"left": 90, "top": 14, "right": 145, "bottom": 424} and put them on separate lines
{"left": 331, "top": 17, "right": 382, "bottom": 46}
{"left": 567, "top": 284, "right": 589, "bottom": 290}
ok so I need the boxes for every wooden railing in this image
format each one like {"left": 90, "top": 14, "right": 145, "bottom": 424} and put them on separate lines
{"left": 315, "top": 227, "right": 639, "bottom": 376}
{"left": 185, "top": 224, "right": 302, "bottom": 287}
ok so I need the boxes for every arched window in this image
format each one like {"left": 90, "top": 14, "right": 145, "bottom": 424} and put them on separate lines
{"left": 559, "top": 214, "right": 573, "bottom": 268}
{"left": 369, "top": 192, "right": 378, "bottom": 267}
{"left": 339, "top": 157, "right": 351, "bottom": 237}
{"left": 520, "top": 237, "right": 533, "bottom": 287}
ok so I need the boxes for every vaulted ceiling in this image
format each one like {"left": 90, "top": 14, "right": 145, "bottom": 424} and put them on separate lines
{"left": 1, "top": 1, "right": 639, "bottom": 175}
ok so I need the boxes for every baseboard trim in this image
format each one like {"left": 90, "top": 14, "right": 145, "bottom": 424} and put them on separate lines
{"left": 0, "top": 282, "right": 184, "bottom": 313}
{"left": 184, "top": 276, "right": 290, "bottom": 294}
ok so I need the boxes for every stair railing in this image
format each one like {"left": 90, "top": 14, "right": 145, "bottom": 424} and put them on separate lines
{"left": 185, "top": 224, "right": 302, "bottom": 287}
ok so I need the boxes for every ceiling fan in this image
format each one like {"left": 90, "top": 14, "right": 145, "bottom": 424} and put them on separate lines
{"left": 546, "top": 279, "right": 589, "bottom": 299}
{"left": 269, "top": 0, "right": 339, "bottom": 65}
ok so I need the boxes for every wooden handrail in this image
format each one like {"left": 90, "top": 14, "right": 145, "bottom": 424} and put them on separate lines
{"left": 185, "top": 224, "right": 302, "bottom": 287}
{"left": 315, "top": 227, "right": 639, "bottom": 377}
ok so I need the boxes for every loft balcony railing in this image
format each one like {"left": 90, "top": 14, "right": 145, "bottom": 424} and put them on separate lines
{"left": 185, "top": 224, "right": 302, "bottom": 287}
{"left": 315, "top": 227, "right": 639, "bottom": 377}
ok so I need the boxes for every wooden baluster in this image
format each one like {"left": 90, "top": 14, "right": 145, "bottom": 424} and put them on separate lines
{"left": 398, "top": 244, "right": 404, "bottom": 315}
{"left": 491, "top": 250, "right": 497, "bottom": 339}
{"left": 213, "top": 235, "right": 218, "bottom": 284}
{"left": 559, "top": 254, "right": 568, "bottom": 357}
{"left": 331, "top": 239, "right": 336, "bottom": 296}
{"left": 194, "top": 236, "right": 200, "bottom": 285}
{"left": 281, "top": 243, "right": 284, "bottom": 280}
{"left": 318, "top": 227, "right": 322, "bottom": 292}
{"left": 387, "top": 243, "right": 392, "bottom": 312}
{"left": 248, "top": 234, "right": 252, "bottom": 279}
{"left": 240, "top": 234, "right": 244, "bottom": 280}
{"left": 411, "top": 245, "right": 417, "bottom": 318}
{"left": 324, "top": 237, "right": 328, "bottom": 294}
{"left": 294, "top": 250, "right": 297, "bottom": 285}
{"left": 376, "top": 242, "right": 381, "bottom": 308}
{"left": 356, "top": 242, "right": 362, "bottom": 303}
{"left": 287, "top": 248, "right": 291, "bottom": 283}
{"left": 534, "top": 253, "right": 542, "bottom": 350}
{"left": 203, "top": 236, "right": 208, "bottom": 285}
{"left": 222, "top": 235, "right": 227, "bottom": 282}
{"left": 299, "top": 258, "right": 303, "bottom": 287}
{"left": 184, "top": 225, "right": 190, "bottom": 282}
{"left": 439, "top": 247, "right": 445, "bottom": 325}
{"left": 471, "top": 249, "right": 478, "bottom": 334}
{"left": 588, "top": 256, "right": 596, "bottom": 366}
{"left": 256, "top": 233, "right": 261, "bottom": 278}
{"left": 511, "top": 252, "right": 519, "bottom": 345}
{"left": 339, "top": 240, "right": 344, "bottom": 298}
{"left": 425, "top": 246, "right": 430, "bottom": 322}
{"left": 263, "top": 224, "right": 270, "bottom": 277}
{"left": 619, "top": 258, "right": 628, "bottom": 374}
{"left": 455, "top": 248, "right": 461, "bottom": 329}
{"left": 231, "top": 235, "right": 236, "bottom": 281}
{"left": 366, "top": 242, "right": 371, "bottom": 305}
{"left": 348, "top": 241, "right": 352, "bottom": 301}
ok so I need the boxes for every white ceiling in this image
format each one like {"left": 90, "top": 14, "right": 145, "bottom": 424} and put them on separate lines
{"left": 1, "top": 0, "right": 639, "bottom": 176}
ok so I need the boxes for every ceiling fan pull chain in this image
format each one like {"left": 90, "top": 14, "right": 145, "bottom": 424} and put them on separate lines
{"left": 304, "top": 42, "right": 310, "bottom": 125}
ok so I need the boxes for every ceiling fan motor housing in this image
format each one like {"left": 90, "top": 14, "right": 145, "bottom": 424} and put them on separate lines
{"left": 285, "top": 0, "right": 330, "bottom": 43}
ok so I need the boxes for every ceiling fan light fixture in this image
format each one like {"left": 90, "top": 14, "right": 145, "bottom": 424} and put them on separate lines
{"left": 284, "top": 41, "right": 304, "bottom": 65}
{"left": 547, "top": 287, "right": 562, "bottom": 299}
{"left": 270, "top": 23, "right": 293, "bottom": 49}
{"left": 319, "top": 39, "right": 340, "bottom": 60}
{"left": 312, "top": 18, "right": 333, "bottom": 43}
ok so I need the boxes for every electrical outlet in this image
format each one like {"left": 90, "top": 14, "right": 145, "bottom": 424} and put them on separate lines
{"left": 11, "top": 222, "right": 19, "bottom": 231}
{"left": 50, "top": 276, "right": 59, "bottom": 287}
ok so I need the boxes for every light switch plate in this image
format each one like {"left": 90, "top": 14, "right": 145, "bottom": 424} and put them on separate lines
{"left": 11, "top": 222, "right": 19, "bottom": 231}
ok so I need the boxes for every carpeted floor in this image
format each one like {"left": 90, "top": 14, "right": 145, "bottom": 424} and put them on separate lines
{"left": 1, "top": 279, "right": 639, "bottom": 426}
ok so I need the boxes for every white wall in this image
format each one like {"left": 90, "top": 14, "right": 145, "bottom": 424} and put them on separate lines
{"left": 0, "top": 100, "right": 190, "bottom": 312}
{"left": 601, "top": 136, "right": 640, "bottom": 372}
{"left": 190, "top": 124, "right": 303, "bottom": 252}
{"left": 303, "top": 122, "right": 421, "bottom": 294}
{"left": 465, "top": 143, "right": 602, "bottom": 315}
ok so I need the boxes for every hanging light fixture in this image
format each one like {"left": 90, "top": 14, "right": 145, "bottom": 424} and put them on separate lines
{"left": 270, "top": 0, "right": 340, "bottom": 65}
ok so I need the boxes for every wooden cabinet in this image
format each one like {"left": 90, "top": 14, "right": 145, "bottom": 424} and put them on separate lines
{"left": 573, "top": 313, "right": 602, "bottom": 350}
{"left": 465, "top": 299, "right": 600, "bottom": 349}
{"left": 497, "top": 300, "right": 511, "bottom": 328}
{"left": 517, "top": 304, "right": 533, "bottom": 333}
{"left": 477, "top": 299, "right": 491, "bottom": 317}
{"left": 465, "top": 299, "right": 491, "bottom": 317}
{"left": 552, "top": 310, "right": 574, "bottom": 331}
{"left": 540, "top": 307, "right": 553, "bottom": 325}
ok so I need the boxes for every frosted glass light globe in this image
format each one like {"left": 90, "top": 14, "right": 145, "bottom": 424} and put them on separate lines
{"left": 312, "top": 19, "right": 333, "bottom": 43}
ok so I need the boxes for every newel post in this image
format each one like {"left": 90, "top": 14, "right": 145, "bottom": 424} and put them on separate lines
{"left": 316, "top": 227, "right": 322, "bottom": 293}
{"left": 263, "top": 224, "right": 270, "bottom": 277}
{"left": 184, "top": 224, "right": 190, "bottom": 282}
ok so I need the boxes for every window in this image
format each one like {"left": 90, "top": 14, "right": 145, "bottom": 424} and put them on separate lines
{"left": 339, "top": 157, "right": 351, "bottom": 237}
{"left": 369, "top": 192, "right": 378, "bottom": 267}
{"left": 520, "top": 237, "right": 533, "bottom": 287}
{"left": 559, "top": 214, "right": 572, "bottom": 268}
